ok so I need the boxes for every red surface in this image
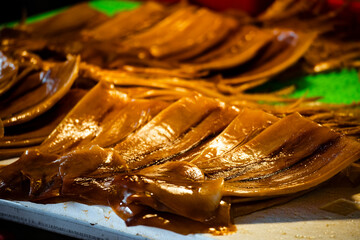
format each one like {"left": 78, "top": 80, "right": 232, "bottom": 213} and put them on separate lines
{"left": 191, "top": 0, "right": 274, "bottom": 15}
{"left": 153, "top": 0, "right": 274, "bottom": 15}
{"left": 328, "top": 0, "right": 360, "bottom": 11}
{"left": 328, "top": 0, "right": 360, "bottom": 21}
{"left": 154, "top": 0, "right": 360, "bottom": 19}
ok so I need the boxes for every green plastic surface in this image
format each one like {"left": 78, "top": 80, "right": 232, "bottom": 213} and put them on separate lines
{"left": 89, "top": 0, "right": 141, "bottom": 16}
{"left": 2, "top": 0, "right": 360, "bottom": 104}
{"left": 290, "top": 69, "right": 360, "bottom": 104}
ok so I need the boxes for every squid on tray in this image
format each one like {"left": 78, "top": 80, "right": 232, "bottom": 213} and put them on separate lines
{"left": 1, "top": 81, "right": 360, "bottom": 235}
{"left": 0, "top": 0, "right": 359, "bottom": 236}
{"left": 0, "top": 53, "right": 81, "bottom": 159}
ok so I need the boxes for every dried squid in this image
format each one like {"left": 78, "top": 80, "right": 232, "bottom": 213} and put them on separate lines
{"left": 1, "top": 84, "right": 359, "bottom": 234}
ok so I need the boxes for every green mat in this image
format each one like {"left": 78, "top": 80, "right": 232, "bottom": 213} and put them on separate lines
{"left": 2, "top": 0, "right": 360, "bottom": 104}
{"left": 255, "top": 69, "right": 360, "bottom": 104}
{"left": 290, "top": 69, "right": 360, "bottom": 104}
{"left": 89, "top": 0, "right": 141, "bottom": 16}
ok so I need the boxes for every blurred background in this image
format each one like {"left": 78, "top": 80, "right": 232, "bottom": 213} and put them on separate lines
{"left": 1, "top": 0, "right": 84, "bottom": 23}
{"left": 2, "top": 0, "right": 360, "bottom": 24}
{"left": 1, "top": 0, "right": 275, "bottom": 24}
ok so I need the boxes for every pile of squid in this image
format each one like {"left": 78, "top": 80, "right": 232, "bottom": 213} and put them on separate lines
{"left": 1, "top": 81, "right": 360, "bottom": 234}
{"left": 0, "top": 0, "right": 360, "bottom": 235}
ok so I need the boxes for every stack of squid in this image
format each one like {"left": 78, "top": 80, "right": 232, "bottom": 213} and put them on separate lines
{"left": 0, "top": 0, "right": 359, "bottom": 235}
